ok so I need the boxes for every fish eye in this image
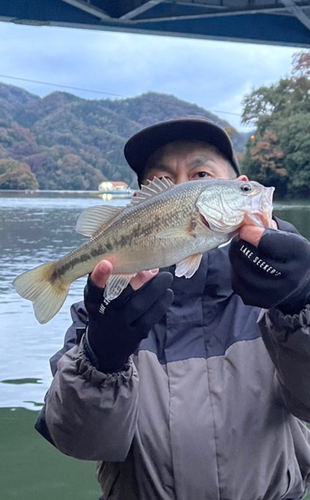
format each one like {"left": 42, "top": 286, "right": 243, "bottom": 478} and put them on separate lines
{"left": 240, "top": 183, "right": 252, "bottom": 193}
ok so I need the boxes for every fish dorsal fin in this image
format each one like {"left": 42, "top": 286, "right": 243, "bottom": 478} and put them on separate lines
{"left": 130, "top": 177, "right": 175, "bottom": 206}
{"left": 104, "top": 274, "right": 135, "bottom": 301}
{"left": 175, "top": 253, "right": 203, "bottom": 279}
{"left": 76, "top": 205, "right": 124, "bottom": 237}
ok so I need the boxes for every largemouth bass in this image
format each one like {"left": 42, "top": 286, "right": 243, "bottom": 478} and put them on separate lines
{"left": 13, "top": 177, "right": 274, "bottom": 324}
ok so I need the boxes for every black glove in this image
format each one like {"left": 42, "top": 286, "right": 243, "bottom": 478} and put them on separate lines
{"left": 84, "top": 272, "right": 174, "bottom": 372}
{"left": 229, "top": 229, "right": 310, "bottom": 315}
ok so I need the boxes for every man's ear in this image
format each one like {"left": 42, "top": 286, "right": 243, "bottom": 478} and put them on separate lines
{"left": 237, "top": 175, "right": 249, "bottom": 181}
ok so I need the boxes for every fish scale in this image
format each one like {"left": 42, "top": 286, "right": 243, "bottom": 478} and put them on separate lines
{"left": 99, "top": 183, "right": 200, "bottom": 254}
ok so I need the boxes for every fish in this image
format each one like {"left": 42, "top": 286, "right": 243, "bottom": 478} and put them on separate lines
{"left": 13, "top": 177, "right": 274, "bottom": 324}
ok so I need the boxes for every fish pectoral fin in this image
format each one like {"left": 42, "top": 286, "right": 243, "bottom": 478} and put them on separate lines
{"left": 156, "top": 225, "right": 193, "bottom": 240}
{"left": 104, "top": 274, "right": 135, "bottom": 301}
{"left": 175, "top": 254, "right": 203, "bottom": 279}
{"left": 76, "top": 205, "right": 124, "bottom": 237}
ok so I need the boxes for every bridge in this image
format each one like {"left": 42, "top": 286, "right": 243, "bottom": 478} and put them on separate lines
{"left": 1, "top": 0, "right": 310, "bottom": 47}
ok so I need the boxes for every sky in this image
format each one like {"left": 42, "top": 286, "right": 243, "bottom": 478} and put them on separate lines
{"left": 0, "top": 20, "right": 300, "bottom": 131}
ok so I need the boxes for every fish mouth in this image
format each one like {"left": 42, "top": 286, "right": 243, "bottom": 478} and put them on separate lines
{"left": 243, "top": 185, "right": 274, "bottom": 229}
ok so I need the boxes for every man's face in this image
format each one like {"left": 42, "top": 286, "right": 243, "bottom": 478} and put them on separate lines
{"left": 142, "top": 140, "right": 246, "bottom": 185}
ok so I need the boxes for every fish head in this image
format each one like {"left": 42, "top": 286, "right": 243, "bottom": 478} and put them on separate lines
{"left": 196, "top": 180, "right": 274, "bottom": 234}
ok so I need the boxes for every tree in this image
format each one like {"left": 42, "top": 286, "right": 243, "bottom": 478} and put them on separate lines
{"left": 242, "top": 130, "right": 287, "bottom": 197}
{"left": 0, "top": 159, "right": 38, "bottom": 190}
{"left": 241, "top": 51, "right": 310, "bottom": 198}
{"left": 277, "top": 113, "right": 310, "bottom": 196}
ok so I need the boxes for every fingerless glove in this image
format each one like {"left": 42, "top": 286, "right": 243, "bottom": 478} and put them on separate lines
{"left": 84, "top": 272, "right": 174, "bottom": 372}
{"left": 229, "top": 229, "right": 310, "bottom": 315}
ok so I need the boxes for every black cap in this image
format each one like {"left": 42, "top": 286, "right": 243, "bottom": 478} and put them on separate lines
{"left": 124, "top": 117, "right": 240, "bottom": 182}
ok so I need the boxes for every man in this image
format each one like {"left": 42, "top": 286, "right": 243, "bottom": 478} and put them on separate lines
{"left": 36, "top": 117, "right": 310, "bottom": 500}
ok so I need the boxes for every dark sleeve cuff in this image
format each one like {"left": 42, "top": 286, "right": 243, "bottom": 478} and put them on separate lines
{"left": 82, "top": 331, "right": 128, "bottom": 374}
{"left": 82, "top": 330, "right": 100, "bottom": 369}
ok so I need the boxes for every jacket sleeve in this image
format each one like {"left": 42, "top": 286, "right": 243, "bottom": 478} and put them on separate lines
{"left": 258, "top": 306, "right": 310, "bottom": 422}
{"left": 49, "top": 301, "right": 87, "bottom": 375}
{"left": 36, "top": 302, "right": 139, "bottom": 461}
{"left": 258, "top": 217, "right": 310, "bottom": 422}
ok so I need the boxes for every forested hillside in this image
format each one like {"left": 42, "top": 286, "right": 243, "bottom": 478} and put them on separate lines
{"left": 0, "top": 84, "right": 249, "bottom": 190}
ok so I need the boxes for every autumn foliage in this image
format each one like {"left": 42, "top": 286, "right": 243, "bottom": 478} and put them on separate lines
{"left": 241, "top": 51, "right": 310, "bottom": 198}
{"left": 0, "top": 88, "right": 248, "bottom": 191}
{"left": 0, "top": 159, "right": 38, "bottom": 190}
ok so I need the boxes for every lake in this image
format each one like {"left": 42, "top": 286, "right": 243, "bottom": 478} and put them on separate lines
{"left": 1, "top": 191, "right": 310, "bottom": 499}
{"left": 0, "top": 191, "right": 129, "bottom": 500}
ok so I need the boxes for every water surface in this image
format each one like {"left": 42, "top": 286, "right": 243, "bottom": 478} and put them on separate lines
{"left": 0, "top": 191, "right": 128, "bottom": 410}
{"left": 1, "top": 193, "right": 310, "bottom": 409}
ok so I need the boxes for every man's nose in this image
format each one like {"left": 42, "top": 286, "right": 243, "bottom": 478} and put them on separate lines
{"left": 174, "top": 172, "right": 189, "bottom": 184}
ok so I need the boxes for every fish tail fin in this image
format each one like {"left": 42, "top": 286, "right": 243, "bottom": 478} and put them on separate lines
{"left": 13, "top": 262, "right": 70, "bottom": 324}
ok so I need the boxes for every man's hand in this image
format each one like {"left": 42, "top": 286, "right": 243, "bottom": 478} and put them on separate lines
{"left": 229, "top": 225, "right": 310, "bottom": 314}
{"left": 238, "top": 225, "right": 265, "bottom": 247}
{"left": 84, "top": 261, "right": 174, "bottom": 372}
{"left": 90, "top": 260, "right": 161, "bottom": 291}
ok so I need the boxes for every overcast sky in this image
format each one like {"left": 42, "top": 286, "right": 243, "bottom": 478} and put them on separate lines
{"left": 0, "top": 20, "right": 300, "bottom": 131}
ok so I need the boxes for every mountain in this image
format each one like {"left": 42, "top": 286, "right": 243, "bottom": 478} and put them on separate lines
{"left": 0, "top": 83, "right": 248, "bottom": 190}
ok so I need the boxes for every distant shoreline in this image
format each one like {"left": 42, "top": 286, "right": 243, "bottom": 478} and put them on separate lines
{"left": 0, "top": 189, "right": 134, "bottom": 198}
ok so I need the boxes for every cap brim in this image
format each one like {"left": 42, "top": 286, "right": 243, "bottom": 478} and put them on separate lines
{"left": 124, "top": 117, "right": 239, "bottom": 180}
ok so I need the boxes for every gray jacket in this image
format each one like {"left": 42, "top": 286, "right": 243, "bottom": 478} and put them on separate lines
{"left": 38, "top": 220, "right": 310, "bottom": 500}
